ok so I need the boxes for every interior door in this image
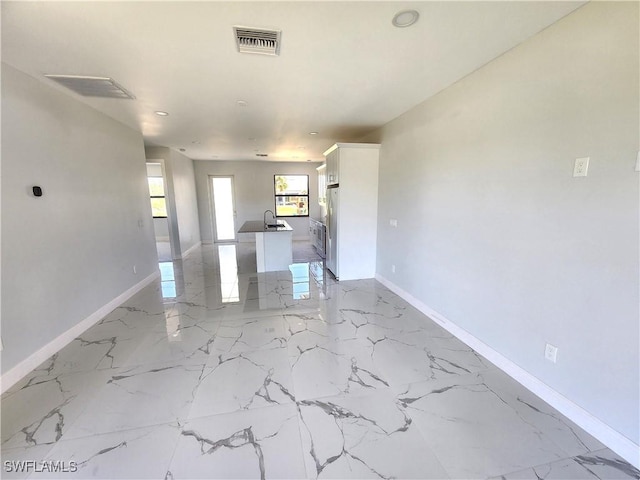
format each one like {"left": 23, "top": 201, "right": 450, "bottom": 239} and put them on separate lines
{"left": 210, "top": 176, "right": 237, "bottom": 242}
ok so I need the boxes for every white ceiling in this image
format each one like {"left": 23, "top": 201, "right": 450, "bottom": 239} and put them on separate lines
{"left": 1, "top": 1, "right": 585, "bottom": 162}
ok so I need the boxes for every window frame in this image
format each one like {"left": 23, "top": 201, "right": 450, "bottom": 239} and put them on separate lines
{"left": 148, "top": 175, "right": 168, "bottom": 219}
{"left": 273, "top": 174, "right": 310, "bottom": 218}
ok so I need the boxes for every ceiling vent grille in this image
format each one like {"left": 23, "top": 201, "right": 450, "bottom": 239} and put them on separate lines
{"left": 44, "top": 75, "right": 136, "bottom": 99}
{"left": 233, "top": 26, "right": 281, "bottom": 56}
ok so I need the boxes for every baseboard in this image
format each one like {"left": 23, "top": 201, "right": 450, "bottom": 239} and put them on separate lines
{"left": 181, "top": 241, "right": 202, "bottom": 258}
{"left": 375, "top": 273, "right": 640, "bottom": 469}
{"left": 0, "top": 270, "right": 160, "bottom": 394}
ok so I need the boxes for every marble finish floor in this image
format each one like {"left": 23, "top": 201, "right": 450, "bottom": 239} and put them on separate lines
{"left": 2, "top": 243, "right": 638, "bottom": 479}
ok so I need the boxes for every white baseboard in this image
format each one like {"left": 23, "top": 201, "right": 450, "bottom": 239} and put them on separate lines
{"left": 0, "top": 270, "right": 160, "bottom": 394}
{"left": 181, "top": 241, "right": 202, "bottom": 258}
{"left": 375, "top": 273, "right": 640, "bottom": 469}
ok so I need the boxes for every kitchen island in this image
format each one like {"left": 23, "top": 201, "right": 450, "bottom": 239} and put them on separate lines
{"left": 238, "top": 220, "right": 293, "bottom": 272}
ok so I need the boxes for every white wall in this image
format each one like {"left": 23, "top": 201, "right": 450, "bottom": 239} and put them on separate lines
{"left": 194, "top": 160, "right": 321, "bottom": 243}
{"left": 1, "top": 63, "right": 158, "bottom": 375}
{"left": 368, "top": 2, "right": 639, "bottom": 446}
{"left": 145, "top": 147, "right": 201, "bottom": 257}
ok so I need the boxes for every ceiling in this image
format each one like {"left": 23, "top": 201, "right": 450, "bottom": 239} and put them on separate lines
{"left": 1, "top": 1, "right": 585, "bottom": 162}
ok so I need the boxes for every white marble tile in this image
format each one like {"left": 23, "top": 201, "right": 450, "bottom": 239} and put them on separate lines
{"left": 290, "top": 336, "right": 389, "bottom": 401}
{"left": 169, "top": 404, "right": 306, "bottom": 479}
{"left": 480, "top": 368, "right": 604, "bottom": 457}
{"left": 189, "top": 347, "right": 295, "bottom": 418}
{"left": 395, "top": 372, "right": 571, "bottom": 478}
{"left": 297, "top": 389, "right": 450, "bottom": 479}
{"left": 62, "top": 362, "right": 207, "bottom": 439}
{"left": 120, "top": 322, "right": 218, "bottom": 368}
{"left": 284, "top": 311, "right": 360, "bottom": 352}
{"left": 1, "top": 370, "right": 111, "bottom": 449}
{"left": 31, "top": 422, "right": 182, "bottom": 479}
{"left": 16, "top": 317, "right": 148, "bottom": 377}
{"left": 495, "top": 449, "right": 640, "bottom": 479}
{"left": 4, "top": 245, "right": 638, "bottom": 480}
{"left": 212, "top": 315, "right": 288, "bottom": 353}
{"left": 367, "top": 329, "right": 494, "bottom": 386}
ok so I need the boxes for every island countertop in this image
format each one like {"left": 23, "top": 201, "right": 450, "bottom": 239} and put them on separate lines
{"left": 238, "top": 219, "right": 293, "bottom": 233}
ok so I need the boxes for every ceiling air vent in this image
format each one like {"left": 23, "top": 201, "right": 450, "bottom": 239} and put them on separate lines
{"left": 44, "top": 75, "right": 136, "bottom": 99}
{"left": 233, "top": 26, "right": 281, "bottom": 56}
{"left": 256, "top": 153, "right": 269, "bottom": 157}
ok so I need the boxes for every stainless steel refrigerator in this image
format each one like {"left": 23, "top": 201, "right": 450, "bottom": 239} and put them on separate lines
{"left": 326, "top": 185, "right": 339, "bottom": 278}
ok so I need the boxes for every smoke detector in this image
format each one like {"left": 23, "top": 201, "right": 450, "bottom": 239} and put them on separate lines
{"left": 44, "top": 75, "right": 136, "bottom": 99}
{"left": 233, "top": 26, "right": 281, "bottom": 56}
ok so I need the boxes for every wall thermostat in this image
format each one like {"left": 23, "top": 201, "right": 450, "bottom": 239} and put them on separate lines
{"left": 33, "top": 186, "right": 43, "bottom": 197}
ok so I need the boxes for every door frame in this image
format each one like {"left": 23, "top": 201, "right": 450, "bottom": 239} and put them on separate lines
{"left": 208, "top": 175, "right": 238, "bottom": 243}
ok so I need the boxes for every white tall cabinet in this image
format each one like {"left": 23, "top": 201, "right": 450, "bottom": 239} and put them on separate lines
{"left": 323, "top": 143, "right": 380, "bottom": 281}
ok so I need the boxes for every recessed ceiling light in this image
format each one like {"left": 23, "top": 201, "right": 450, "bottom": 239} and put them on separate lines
{"left": 392, "top": 9, "right": 419, "bottom": 28}
{"left": 155, "top": 111, "right": 169, "bottom": 116}
{"left": 309, "top": 131, "right": 319, "bottom": 135}
{"left": 237, "top": 100, "right": 248, "bottom": 107}
{"left": 297, "top": 146, "right": 306, "bottom": 150}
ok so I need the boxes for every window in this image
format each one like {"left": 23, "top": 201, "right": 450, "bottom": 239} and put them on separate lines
{"left": 148, "top": 176, "right": 167, "bottom": 218}
{"left": 274, "top": 175, "right": 309, "bottom": 217}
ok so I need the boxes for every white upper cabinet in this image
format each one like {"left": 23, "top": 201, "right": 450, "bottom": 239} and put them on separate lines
{"left": 325, "top": 147, "right": 340, "bottom": 185}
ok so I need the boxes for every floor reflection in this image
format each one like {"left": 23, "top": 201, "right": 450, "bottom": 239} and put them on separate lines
{"left": 289, "top": 263, "right": 310, "bottom": 300}
{"left": 159, "top": 261, "right": 176, "bottom": 299}
{"left": 218, "top": 244, "right": 240, "bottom": 303}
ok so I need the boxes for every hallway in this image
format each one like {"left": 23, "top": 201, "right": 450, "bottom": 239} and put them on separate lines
{"left": 2, "top": 244, "right": 638, "bottom": 479}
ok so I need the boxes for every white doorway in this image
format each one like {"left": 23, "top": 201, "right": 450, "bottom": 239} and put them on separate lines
{"left": 210, "top": 176, "right": 237, "bottom": 242}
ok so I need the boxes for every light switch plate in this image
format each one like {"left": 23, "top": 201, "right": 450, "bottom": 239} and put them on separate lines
{"left": 573, "top": 157, "right": 589, "bottom": 177}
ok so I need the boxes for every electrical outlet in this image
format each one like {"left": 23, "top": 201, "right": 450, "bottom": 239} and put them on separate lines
{"left": 545, "top": 343, "right": 558, "bottom": 363}
{"left": 573, "top": 157, "right": 589, "bottom": 177}
{"left": 391, "top": 265, "right": 396, "bottom": 274}
{"left": 390, "top": 219, "right": 398, "bottom": 227}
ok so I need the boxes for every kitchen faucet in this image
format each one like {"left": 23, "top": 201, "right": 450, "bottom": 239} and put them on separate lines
{"left": 264, "top": 209, "right": 276, "bottom": 227}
